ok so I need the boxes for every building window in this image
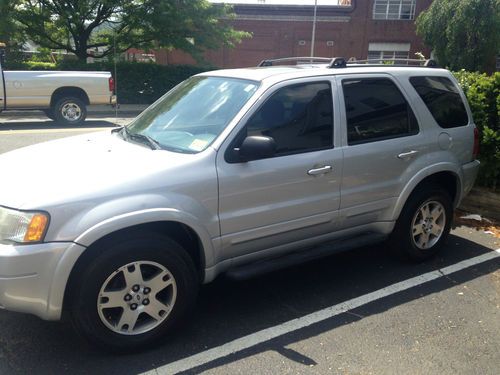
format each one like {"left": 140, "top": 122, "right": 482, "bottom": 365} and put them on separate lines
{"left": 368, "top": 43, "right": 410, "bottom": 62}
{"left": 373, "top": 0, "right": 417, "bottom": 20}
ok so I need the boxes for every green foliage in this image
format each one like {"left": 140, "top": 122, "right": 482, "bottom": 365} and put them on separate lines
{"left": 4, "top": 60, "right": 57, "bottom": 70}
{"left": 416, "top": 0, "right": 500, "bottom": 72}
{"left": 11, "top": 0, "right": 249, "bottom": 62}
{"left": 454, "top": 71, "right": 500, "bottom": 190}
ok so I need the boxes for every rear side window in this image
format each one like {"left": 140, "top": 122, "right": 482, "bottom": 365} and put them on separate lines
{"left": 409, "top": 76, "right": 469, "bottom": 128}
{"left": 342, "top": 78, "right": 419, "bottom": 145}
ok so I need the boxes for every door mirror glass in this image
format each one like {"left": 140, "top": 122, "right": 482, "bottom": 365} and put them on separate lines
{"left": 237, "top": 135, "right": 276, "bottom": 162}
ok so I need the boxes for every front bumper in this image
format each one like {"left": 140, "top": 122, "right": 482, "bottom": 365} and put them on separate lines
{"left": 0, "top": 242, "right": 85, "bottom": 320}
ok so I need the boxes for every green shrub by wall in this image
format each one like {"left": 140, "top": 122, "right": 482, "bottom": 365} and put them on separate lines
{"left": 454, "top": 71, "right": 500, "bottom": 191}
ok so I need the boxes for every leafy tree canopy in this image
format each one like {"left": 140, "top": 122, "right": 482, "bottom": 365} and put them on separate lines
{"left": 10, "top": 0, "right": 250, "bottom": 61}
{"left": 416, "top": 0, "right": 500, "bottom": 72}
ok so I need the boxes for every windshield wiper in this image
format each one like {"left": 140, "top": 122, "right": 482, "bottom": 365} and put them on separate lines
{"left": 112, "top": 126, "right": 162, "bottom": 150}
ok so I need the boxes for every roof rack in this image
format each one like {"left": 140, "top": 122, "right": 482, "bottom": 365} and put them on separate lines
{"left": 349, "top": 58, "right": 438, "bottom": 67}
{"left": 258, "top": 57, "right": 336, "bottom": 67}
{"left": 257, "top": 56, "right": 438, "bottom": 69}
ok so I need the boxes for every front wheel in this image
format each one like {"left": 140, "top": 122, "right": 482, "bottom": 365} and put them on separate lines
{"left": 54, "top": 97, "right": 87, "bottom": 125}
{"left": 69, "top": 234, "right": 199, "bottom": 352}
{"left": 389, "top": 186, "right": 452, "bottom": 261}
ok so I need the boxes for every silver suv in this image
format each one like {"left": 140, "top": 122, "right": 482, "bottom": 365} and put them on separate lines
{"left": 0, "top": 57, "right": 480, "bottom": 351}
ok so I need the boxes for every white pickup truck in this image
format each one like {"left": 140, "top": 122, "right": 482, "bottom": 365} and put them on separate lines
{"left": 0, "top": 54, "right": 116, "bottom": 125}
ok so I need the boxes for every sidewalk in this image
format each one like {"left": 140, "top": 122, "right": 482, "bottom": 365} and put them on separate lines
{"left": 0, "top": 104, "right": 149, "bottom": 117}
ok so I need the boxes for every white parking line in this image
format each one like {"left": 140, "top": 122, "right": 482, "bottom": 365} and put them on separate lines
{"left": 143, "top": 249, "right": 500, "bottom": 375}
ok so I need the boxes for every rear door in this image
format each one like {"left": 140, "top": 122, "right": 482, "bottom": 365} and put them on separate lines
{"left": 336, "top": 74, "right": 428, "bottom": 228}
{"left": 216, "top": 77, "right": 343, "bottom": 261}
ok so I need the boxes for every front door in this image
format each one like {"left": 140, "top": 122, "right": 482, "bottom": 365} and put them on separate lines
{"left": 216, "top": 79, "right": 343, "bottom": 261}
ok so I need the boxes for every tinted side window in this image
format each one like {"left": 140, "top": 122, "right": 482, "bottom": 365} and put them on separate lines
{"left": 410, "top": 76, "right": 469, "bottom": 128}
{"left": 342, "top": 78, "right": 419, "bottom": 145}
{"left": 244, "top": 82, "right": 333, "bottom": 156}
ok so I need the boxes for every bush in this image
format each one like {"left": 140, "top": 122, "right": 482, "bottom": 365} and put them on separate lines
{"left": 5, "top": 60, "right": 57, "bottom": 70}
{"left": 454, "top": 71, "right": 500, "bottom": 190}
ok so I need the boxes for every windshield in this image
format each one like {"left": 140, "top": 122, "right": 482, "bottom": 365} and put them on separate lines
{"left": 126, "top": 76, "right": 259, "bottom": 153}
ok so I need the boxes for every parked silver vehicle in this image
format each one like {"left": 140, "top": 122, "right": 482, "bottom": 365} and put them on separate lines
{"left": 0, "top": 48, "right": 116, "bottom": 125}
{"left": 0, "top": 57, "right": 480, "bottom": 351}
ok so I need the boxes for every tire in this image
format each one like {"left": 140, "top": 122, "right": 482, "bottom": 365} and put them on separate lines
{"left": 388, "top": 185, "right": 453, "bottom": 261}
{"left": 69, "top": 233, "right": 199, "bottom": 352}
{"left": 54, "top": 96, "right": 87, "bottom": 125}
{"left": 43, "top": 109, "right": 55, "bottom": 120}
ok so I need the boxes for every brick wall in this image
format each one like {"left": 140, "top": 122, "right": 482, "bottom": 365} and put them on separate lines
{"left": 148, "top": 0, "right": 433, "bottom": 68}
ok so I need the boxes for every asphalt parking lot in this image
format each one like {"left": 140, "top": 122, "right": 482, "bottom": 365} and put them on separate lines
{"left": 1, "top": 115, "right": 499, "bottom": 375}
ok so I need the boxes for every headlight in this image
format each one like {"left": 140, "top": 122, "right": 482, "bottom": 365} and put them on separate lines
{"left": 0, "top": 206, "right": 50, "bottom": 244}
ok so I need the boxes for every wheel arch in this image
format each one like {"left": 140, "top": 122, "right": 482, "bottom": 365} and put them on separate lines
{"left": 54, "top": 219, "right": 211, "bottom": 320}
{"left": 392, "top": 165, "right": 461, "bottom": 221}
{"left": 50, "top": 86, "right": 90, "bottom": 107}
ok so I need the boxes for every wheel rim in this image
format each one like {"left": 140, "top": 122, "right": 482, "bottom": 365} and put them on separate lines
{"left": 411, "top": 200, "right": 446, "bottom": 250}
{"left": 61, "top": 102, "right": 82, "bottom": 122}
{"left": 97, "top": 261, "right": 177, "bottom": 335}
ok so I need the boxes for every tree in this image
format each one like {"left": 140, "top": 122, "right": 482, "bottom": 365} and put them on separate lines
{"left": 12, "top": 0, "right": 249, "bottom": 62}
{"left": 416, "top": 0, "right": 500, "bottom": 72}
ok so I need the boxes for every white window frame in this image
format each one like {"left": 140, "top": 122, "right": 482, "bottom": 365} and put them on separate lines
{"left": 373, "top": 0, "right": 417, "bottom": 20}
{"left": 368, "top": 42, "right": 410, "bottom": 63}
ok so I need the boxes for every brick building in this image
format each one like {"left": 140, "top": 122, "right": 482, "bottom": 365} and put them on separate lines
{"left": 143, "top": 0, "right": 434, "bottom": 68}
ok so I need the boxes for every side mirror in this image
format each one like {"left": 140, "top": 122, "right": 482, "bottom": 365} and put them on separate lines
{"left": 236, "top": 135, "right": 277, "bottom": 162}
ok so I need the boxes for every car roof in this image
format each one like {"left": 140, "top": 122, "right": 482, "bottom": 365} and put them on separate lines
{"left": 198, "top": 65, "right": 451, "bottom": 85}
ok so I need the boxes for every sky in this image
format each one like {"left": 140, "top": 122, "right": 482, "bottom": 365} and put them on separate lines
{"left": 210, "top": 1, "right": 346, "bottom": 5}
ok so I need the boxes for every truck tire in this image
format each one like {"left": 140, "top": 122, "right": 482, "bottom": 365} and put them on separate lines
{"left": 43, "top": 109, "right": 55, "bottom": 120}
{"left": 69, "top": 233, "right": 199, "bottom": 352}
{"left": 388, "top": 185, "right": 452, "bottom": 261}
{"left": 54, "top": 97, "right": 87, "bottom": 125}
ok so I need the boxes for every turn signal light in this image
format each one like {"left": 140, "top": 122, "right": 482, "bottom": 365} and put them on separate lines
{"left": 24, "top": 213, "right": 49, "bottom": 242}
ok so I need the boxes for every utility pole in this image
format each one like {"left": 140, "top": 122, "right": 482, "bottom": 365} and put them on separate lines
{"left": 310, "top": 0, "right": 318, "bottom": 57}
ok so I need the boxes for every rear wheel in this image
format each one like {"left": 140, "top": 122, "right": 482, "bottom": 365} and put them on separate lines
{"left": 54, "top": 97, "right": 87, "bottom": 125}
{"left": 69, "top": 234, "right": 199, "bottom": 352}
{"left": 389, "top": 186, "right": 452, "bottom": 261}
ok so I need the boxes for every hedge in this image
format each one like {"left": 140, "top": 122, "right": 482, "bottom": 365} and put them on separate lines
{"left": 4, "top": 60, "right": 499, "bottom": 190}
{"left": 454, "top": 71, "right": 500, "bottom": 191}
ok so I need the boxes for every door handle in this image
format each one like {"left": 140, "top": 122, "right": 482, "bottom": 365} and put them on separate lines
{"left": 397, "top": 150, "right": 419, "bottom": 159}
{"left": 307, "top": 165, "right": 332, "bottom": 176}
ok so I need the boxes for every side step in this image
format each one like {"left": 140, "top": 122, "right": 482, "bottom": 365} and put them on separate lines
{"left": 225, "top": 233, "right": 387, "bottom": 280}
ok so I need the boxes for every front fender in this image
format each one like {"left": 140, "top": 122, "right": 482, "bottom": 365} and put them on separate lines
{"left": 45, "top": 208, "right": 216, "bottom": 320}
{"left": 74, "top": 207, "right": 216, "bottom": 267}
